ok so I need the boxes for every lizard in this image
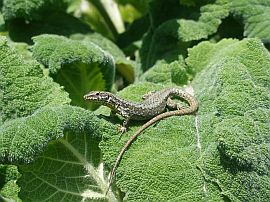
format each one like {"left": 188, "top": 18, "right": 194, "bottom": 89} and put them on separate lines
{"left": 83, "top": 87, "right": 198, "bottom": 194}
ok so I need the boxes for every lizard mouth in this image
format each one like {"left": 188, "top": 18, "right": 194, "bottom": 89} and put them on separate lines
{"left": 83, "top": 91, "right": 100, "bottom": 100}
{"left": 84, "top": 94, "right": 91, "bottom": 99}
{"left": 84, "top": 95, "right": 99, "bottom": 101}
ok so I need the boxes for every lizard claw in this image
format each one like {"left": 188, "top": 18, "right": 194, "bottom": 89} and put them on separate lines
{"left": 120, "top": 126, "right": 127, "bottom": 134}
{"left": 117, "top": 125, "right": 127, "bottom": 134}
{"left": 117, "top": 125, "right": 127, "bottom": 140}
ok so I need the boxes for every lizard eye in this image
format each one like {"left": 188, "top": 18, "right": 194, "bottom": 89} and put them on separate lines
{"left": 96, "top": 92, "right": 100, "bottom": 96}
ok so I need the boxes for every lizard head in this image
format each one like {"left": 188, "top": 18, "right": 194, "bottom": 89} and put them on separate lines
{"left": 84, "top": 91, "right": 111, "bottom": 102}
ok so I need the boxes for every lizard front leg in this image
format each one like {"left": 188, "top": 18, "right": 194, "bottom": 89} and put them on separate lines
{"left": 118, "top": 116, "right": 130, "bottom": 134}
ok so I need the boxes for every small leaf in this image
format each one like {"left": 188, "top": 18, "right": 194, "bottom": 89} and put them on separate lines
{"left": 140, "top": 0, "right": 270, "bottom": 69}
{"left": 231, "top": 0, "right": 270, "bottom": 42}
{"left": 0, "top": 165, "right": 21, "bottom": 202}
{"left": 140, "top": 57, "right": 190, "bottom": 85}
{"left": 71, "top": 33, "right": 135, "bottom": 83}
{"left": 140, "top": 0, "right": 229, "bottom": 69}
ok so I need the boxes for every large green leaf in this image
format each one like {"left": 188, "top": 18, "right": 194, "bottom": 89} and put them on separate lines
{"left": 18, "top": 132, "right": 119, "bottom": 202}
{"left": 32, "top": 34, "right": 115, "bottom": 109}
{"left": 0, "top": 105, "right": 119, "bottom": 201}
{"left": 0, "top": 36, "right": 70, "bottom": 123}
{"left": 100, "top": 38, "right": 270, "bottom": 201}
{"left": 0, "top": 106, "right": 100, "bottom": 163}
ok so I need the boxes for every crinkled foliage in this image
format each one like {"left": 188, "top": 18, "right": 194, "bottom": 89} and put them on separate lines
{"left": 0, "top": 164, "right": 21, "bottom": 202}
{"left": 0, "top": 37, "right": 118, "bottom": 201}
{"left": 141, "top": 0, "right": 270, "bottom": 69}
{"left": 0, "top": 0, "right": 269, "bottom": 202}
{"left": 140, "top": 56, "right": 191, "bottom": 85}
{"left": 0, "top": 105, "right": 118, "bottom": 202}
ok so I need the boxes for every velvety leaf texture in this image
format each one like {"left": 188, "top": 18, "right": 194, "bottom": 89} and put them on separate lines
{"left": 0, "top": 164, "right": 21, "bottom": 202}
{"left": 1, "top": 0, "right": 270, "bottom": 201}
{"left": 140, "top": 0, "right": 230, "bottom": 69}
{"left": 0, "top": 37, "right": 70, "bottom": 123}
{"left": 18, "top": 130, "right": 118, "bottom": 202}
{"left": 32, "top": 34, "right": 115, "bottom": 108}
{"left": 0, "top": 106, "right": 103, "bottom": 164}
{"left": 191, "top": 38, "right": 270, "bottom": 202}
{"left": 100, "top": 38, "right": 270, "bottom": 201}
{"left": 140, "top": 57, "right": 190, "bottom": 85}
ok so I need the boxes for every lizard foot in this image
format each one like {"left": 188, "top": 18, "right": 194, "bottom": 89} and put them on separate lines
{"left": 117, "top": 125, "right": 127, "bottom": 140}
{"left": 117, "top": 125, "right": 127, "bottom": 134}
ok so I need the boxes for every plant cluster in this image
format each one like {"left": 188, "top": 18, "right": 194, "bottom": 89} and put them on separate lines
{"left": 0, "top": 0, "right": 269, "bottom": 201}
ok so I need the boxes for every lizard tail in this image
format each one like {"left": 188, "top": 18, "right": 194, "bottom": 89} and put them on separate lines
{"left": 105, "top": 92, "right": 198, "bottom": 194}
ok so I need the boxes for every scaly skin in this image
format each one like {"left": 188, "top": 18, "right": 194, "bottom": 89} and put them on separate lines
{"left": 84, "top": 88, "right": 199, "bottom": 194}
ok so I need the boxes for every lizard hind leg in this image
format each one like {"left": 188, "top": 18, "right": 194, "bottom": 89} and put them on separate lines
{"left": 118, "top": 116, "right": 130, "bottom": 135}
{"left": 110, "top": 110, "right": 117, "bottom": 117}
{"left": 166, "top": 97, "right": 185, "bottom": 110}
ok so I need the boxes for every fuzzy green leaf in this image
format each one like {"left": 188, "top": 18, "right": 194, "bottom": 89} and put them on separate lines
{"left": 32, "top": 34, "right": 115, "bottom": 109}
{"left": 0, "top": 37, "right": 70, "bottom": 123}
{"left": 100, "top": 38, "right": 270, "bottom": 201}
{"left": 18, "top": 130, "right": 119, "bottom": 202}
{"left": 191, "top": 38, "right": 270, "bottom": 201}
{"left": 0, "top": 165, "right": 21, "bottom": 202}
